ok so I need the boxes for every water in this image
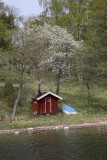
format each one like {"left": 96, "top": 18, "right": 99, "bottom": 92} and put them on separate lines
{"left": 0, "top": 127, "right": 107, "bottom": 160}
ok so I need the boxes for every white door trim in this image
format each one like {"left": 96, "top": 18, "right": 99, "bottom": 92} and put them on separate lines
{"left": 45, "top": 97, "right": 51, "bottom": 114}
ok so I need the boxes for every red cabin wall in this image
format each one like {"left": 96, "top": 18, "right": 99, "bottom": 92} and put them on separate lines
{"left": 32, "top": 102, "right": 38, "bottom": 113}
{"left": 38, "top": 98, "right": 45, "bottom": 114}
{"left": 51, "top": 96, "right": 58, "bottom": 114}
{"left": 32, "top": 94, "right": 59, "bottom": 115}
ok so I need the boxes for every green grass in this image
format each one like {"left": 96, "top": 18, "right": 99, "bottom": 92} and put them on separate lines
{"left": 0, "top": 112, "right": 107, "bottom": 130}
{"left": 0, "top": 79, "right": 107, "bottom": 130}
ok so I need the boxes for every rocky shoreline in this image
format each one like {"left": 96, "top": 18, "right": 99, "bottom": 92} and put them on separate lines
{"left": 0, "top": 120, "right": 107, "bottom": 134}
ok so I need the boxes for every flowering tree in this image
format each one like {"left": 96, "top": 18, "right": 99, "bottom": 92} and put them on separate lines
{"left": 37, "top": 24, "right": 81, "bottom": 94}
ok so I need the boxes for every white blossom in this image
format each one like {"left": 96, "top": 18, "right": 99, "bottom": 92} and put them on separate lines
{"left": 36, "top": 24, "right": 81, "bottom": 78}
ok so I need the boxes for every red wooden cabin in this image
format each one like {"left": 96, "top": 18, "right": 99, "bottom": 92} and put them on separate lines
{"left": 31, "top": 91, "right": 62, "bottom": 115}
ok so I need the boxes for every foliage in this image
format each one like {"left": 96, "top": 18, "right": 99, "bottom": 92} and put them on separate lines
{"left": 37, "top": 24, "right": 81, "bottom": 93}
{"left": 3, "top": 81, "right": 15, "bottom": 107}
{"left": 38, "top": 0, "right": 90, "bottom": 40}
{"left": 7, "top": 19, "right": 50, "bottom": 120}
{"left": 0, "top": 0, "right": 107, "bottom": 121}
{"left": 38, "top": 0, "right": 106, "bottom": 102}
{"left": 0, "top": 1, "right": 16, "bottom": 50}
{"left": 85, "top": 0, "right": 107, "bottom": 72}
{"left": 3, "top": 81, "right": 14, "bottom": 97}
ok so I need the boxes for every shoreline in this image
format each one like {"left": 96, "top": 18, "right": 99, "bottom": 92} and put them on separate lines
{"left": 0, "top": 120, "right": 107, "bottom": 134}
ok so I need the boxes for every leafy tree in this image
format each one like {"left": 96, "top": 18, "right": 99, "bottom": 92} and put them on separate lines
{"left": 75, "top": 46, "right": 98, "bottom": 106}
{"left": 38, "top": 0, "right": 90, "bottom": 41}
{"left": 0, "top": 1, "right": 16, "bottom": 50}
{"left": 38, "top": 24, "right": 80, "bottom": 94}
{"left": 8, "top": 19, "right": 48, "bottom": 120}
{"left": 24, "top": 17, "right": 49, "bottom": 92}
{"left": 84, "top": 0, "right": 107, "bottom": 85}
{"left": 37, "top": 0, "right": 107, "bottom": 108}
{"left": 75, "top": 0, "right": 107, "bottom": 106}
{"left": 9, "top": 26, "right": 33, "bottom": 120}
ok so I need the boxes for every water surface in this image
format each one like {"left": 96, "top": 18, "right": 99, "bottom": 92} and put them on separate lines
{"left": 0, "top": 127, "right": 107, "bottom": 160}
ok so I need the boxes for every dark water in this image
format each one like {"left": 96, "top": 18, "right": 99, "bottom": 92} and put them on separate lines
{"left": 0, "top": 127, "right": 107, "bottom": 160}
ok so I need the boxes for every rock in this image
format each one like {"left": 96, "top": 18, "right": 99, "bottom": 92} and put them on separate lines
{"left": 27, "top": 128, "right": 34, "bottom": 131}
{"left": 64, "top": 126, "right": 69, "bottom": 130}
{"left": 14, "top": 131, "right": 20, "bottom": 135}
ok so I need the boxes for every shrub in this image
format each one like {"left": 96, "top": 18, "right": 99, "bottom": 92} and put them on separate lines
{"left": 4, "top": 81, "right": 14, "bottom": 97}
{"left": 3, "top": 81, "right": 15, "bottom": 107}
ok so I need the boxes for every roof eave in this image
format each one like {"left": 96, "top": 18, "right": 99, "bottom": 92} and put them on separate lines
{"left": 37, "top": 92, "right": 62, "bottom": 101}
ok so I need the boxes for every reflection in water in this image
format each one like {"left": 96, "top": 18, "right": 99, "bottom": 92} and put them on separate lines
{"left": 0, "top": 127, "right": 107, "bottom": 160}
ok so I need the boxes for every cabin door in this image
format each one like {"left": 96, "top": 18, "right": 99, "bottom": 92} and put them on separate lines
{"left": 45, "top": 97, "right": 51, "bottom": 114}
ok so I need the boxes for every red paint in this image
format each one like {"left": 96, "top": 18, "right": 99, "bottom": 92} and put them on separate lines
{"left": 31, "top": 92, "right": 62, "bottom": 115}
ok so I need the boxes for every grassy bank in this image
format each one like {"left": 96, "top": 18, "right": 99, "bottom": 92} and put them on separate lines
{"left": 0, "top": 112, "right": 107, "bottom": 130}
{"left": 0, "top": 79, "right": 107, "bottom": 130}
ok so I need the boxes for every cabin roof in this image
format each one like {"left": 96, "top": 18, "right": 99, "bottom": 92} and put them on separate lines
{"left": 32, "top": 91, "right": 62, "bottom": 101}
{"left": 37, "top": 92, "right": 62, "bottom": 100}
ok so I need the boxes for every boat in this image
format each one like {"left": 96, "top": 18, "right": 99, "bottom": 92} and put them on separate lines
{"left": 62, "top": 104, "right": 77, "bottom": 115}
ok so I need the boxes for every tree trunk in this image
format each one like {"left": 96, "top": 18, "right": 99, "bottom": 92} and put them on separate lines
{"left": 56, "top": 72, "right": 61, "bottom": 95}
{"left": 36, "top": 75, "right": 42, "bottom": 96}
{"left": 56, "top": 79, "right": 60, "bottom": 95}
{"left": 37, "top": 76, "right": 41, "bottom": 93}
{"left": 86, "top": 83, "right": 92, "bottom": 107}
{"left": 12, "top": 79, "right": 23, "bottom": 121}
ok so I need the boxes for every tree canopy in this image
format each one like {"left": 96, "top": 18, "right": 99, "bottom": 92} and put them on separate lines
{"left": 0, "top": 1, "right": 16, "bottom": 50}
